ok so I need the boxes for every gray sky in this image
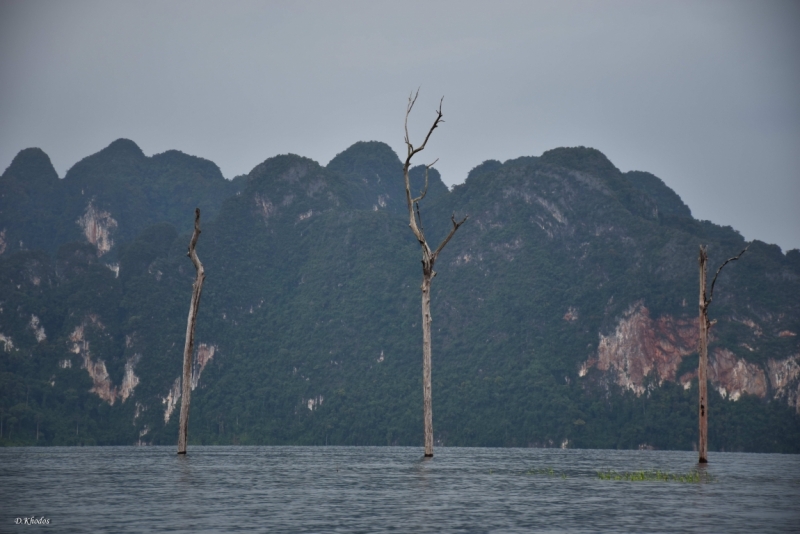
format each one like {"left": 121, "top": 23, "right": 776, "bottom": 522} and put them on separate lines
{"left": 1, "top": 0, "right": 798, "bottom": 251}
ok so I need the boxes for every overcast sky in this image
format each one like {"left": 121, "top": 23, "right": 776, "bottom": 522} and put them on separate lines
{"left": 1, "top": 0, "right": 798, "bottom": 251}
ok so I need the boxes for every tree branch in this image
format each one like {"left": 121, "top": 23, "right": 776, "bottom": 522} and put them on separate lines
{"left": 411, "top": 97, "right": 444, "bottom": 159}
{"left": 415, "top": 201, "right": 425, "bottom": 240}
{"left": 404, "top": 94, "right": 444, "bottom": 161}
{"left": 411, "top": 159, "right": 438, "bottom": 204}
{"left": 404, "top": 89, "right": 420, "bottom": 150}
{"left": 707, "top": 244, "right": 749, "bottom": 307}
{"left": 432, "top": 214, "right": 469, "bottom": 260}
{"left": 403, "top": 92, "right": 445, "bottom": 243}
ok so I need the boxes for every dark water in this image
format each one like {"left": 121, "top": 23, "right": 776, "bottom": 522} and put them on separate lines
{"left": 1, "top": 447, "right": 798, "bottom": 533}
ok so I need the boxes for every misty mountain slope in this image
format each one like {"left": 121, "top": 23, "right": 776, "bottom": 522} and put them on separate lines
{"left": 326, "top": 140, "right": 449, "bottom": 215}
{"left": 0, "top": 140, "right": 798, "bottom": 451}
{"left": 416, "top": 149, "right": 799, "bottom": 449}
{"left": 0, "top": 139, "right": 245, "bottom": 259}
{"left": 183, "top": 153, "right": 428, "bottom": 445}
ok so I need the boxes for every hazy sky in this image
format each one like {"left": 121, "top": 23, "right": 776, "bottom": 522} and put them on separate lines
{"left": 1, "top": 0, "right": 798, "bottom": 251}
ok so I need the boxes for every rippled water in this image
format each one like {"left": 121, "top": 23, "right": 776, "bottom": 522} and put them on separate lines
{"left": 2, "top": 446, "right": 799, "bottom": 532}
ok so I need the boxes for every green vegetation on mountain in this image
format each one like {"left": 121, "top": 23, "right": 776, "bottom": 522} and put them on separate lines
{"left": 1, "top": 139, "right": 798, "bottom": 451}
{"left": 0, "top": 139, "right": 244, "bottom": 257}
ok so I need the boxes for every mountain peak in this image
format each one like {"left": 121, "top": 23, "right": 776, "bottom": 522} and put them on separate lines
{"left": 101, "top": 138, "right": 145, "bottom": 158}
{"left": 2, "top": 147, "right": 59, "bottom": 187}
{"left": 327, "top": 141, "right": 402, "bottom": 185}
{"left": 151, "top": 150, "right": 225, "bottom": 181}
{"left": 539, "top": 146, "right": 619, "bottom": 176}
{"left": 248, "top": 153, "right": 321, "bottom": 183}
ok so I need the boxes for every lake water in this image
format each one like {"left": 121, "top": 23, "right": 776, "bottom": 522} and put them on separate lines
{"left": 1, "top": 446, "right": 798, "bottom": 532}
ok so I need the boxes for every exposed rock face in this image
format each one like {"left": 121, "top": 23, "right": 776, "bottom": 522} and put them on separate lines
{"left": 106, "top": 263, "right": 120, "bottom": 278}
{"left": 709, "top": 348, "right": 767, "bottom": 400}
{"left": 162, "top": 377, "right": 181, "bottom": 423}
{"left": 133, "top": 402, "right": 146, "bottom": 422}
{"left": 162, "top": 343, "right": 217, "bottom": 422}
{"left": 0, "top": 333, "right": 13, "bottom": 352}
{"left": 733, "top": 316, "right": 763, "bottom": 337}
{"left": 68, "top": 315, "right": 139, "bottom": 405}
{"left": 254, "top": 194, "right": 276, "bottom": 223}
{"left": 307, "top": 395, "right": 324, "bottom": 411}
{"left": 563, "top": 307, "right": 579, "bottom": 322}
{"left": 29, "top": 314, "right": 46, "bottom": 342}
{"left": 84, "top": 359, "right": 115, "bottom": 402}
{"left": 76, "top": 201, "right": 118, "bottom": 256}
{"left": 190, "top": 343, "right": 216, "bottom": 390}
{"left": 768, "top": 354, "right": 800, "bottom": 413}
{"left": 585, "top": 301, "right": 800, "bottom": 413}
{"left": 119, "top": 355, "right": 141, "bottom": 402}
{"left": 594, "top": 302, "right": 696, "bottom": 395}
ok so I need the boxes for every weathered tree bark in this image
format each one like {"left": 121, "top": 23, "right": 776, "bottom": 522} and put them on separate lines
{"left": 402, "top": 91, "right": 467, "bottom": 457}
{"left": 697, "top": 243, "right": 748, "bottom": 464}
{"left": 697, "top": 246, "right": 709, "bottom": 463}
{"left": 178, "top": 208, "right": 205, "bottom": 455}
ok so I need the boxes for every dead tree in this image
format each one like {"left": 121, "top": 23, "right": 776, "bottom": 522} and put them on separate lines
{"left": 697, "top": 243, "right": 748, "bottom": 463}
{"left": 403, "top": 91, "right": 467, "bottom": 457}
{"left": 178, "top": 208, "right": 206, "bottom": 455}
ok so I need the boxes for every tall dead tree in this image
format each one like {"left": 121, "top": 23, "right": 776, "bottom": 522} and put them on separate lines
{"left": 697, "top": 243, "right": 748, "bottom": 463}
{"left": 178, "top": 208, "right": 206, "bottom": 455}
{"left": 403, "top": 91, "right": 467, "bottom": 457}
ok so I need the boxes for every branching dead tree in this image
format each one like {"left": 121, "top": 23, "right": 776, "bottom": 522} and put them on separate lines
{"left": 697, "top": 243, "right": 748, "bottom": 463}
{"left": 178, "top": 208, "right": 206, "bottom": 455}
{"left": 403, "top": 91, "right": 467, "bottom": 457}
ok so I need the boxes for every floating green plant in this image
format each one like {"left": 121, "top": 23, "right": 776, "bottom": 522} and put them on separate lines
{"left": 597, "top": 469, "right": 713, "bottom": 483}
{"left": 522, "top": 467, "right": 567, "bottom": 478}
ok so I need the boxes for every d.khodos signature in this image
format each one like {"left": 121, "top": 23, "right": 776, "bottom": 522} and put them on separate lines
{"left": 15, "top": 516, "right": 50, "bottom": 525}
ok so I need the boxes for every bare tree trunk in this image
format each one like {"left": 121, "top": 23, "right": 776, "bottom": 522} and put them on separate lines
{"left": 421, "top": 270, "right": 434, "bottom": 456}
{"left": 697, "top": 246, "right": 709, "bottom": 463}
{"left": 178, "top": 208, "right": 205, "bottom": 455}
{"left": 402, "top": 91, "right": 467, "bottom": 458}
{"left": 697, "top": 243, "right": 748, "bottom": 464}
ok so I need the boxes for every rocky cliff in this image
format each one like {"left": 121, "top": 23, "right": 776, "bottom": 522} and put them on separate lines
{"left": 582, "top": 302, "right": 800, "bottom": 413}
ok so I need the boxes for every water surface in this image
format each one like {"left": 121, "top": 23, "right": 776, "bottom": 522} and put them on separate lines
{"left": 2, "top": 447, "right": 798, "bottom": 532}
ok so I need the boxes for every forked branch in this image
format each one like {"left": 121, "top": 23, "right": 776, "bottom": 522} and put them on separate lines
{"left": 403, "top": 91, "right": 446, "bottom": 243}
{"left": 404, "top": 90, "right": 444, "bottom": 160}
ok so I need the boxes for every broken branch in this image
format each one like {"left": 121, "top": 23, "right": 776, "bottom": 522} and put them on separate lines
{"left": 707, "top": 244, "right": 749, "bottom": 307}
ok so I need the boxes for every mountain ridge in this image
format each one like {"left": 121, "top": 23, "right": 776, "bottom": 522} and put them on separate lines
{"left": 0, "top": 138, "right": 797, "bottom": 451}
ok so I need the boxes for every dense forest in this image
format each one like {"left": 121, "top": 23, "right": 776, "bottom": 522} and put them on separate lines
{"left": 1, "top": 139, "right": 798, "bottom": 451}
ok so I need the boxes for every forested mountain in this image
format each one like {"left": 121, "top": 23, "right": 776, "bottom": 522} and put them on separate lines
{"left": 1, "top": 139, "right": 798, "bottom": 452}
